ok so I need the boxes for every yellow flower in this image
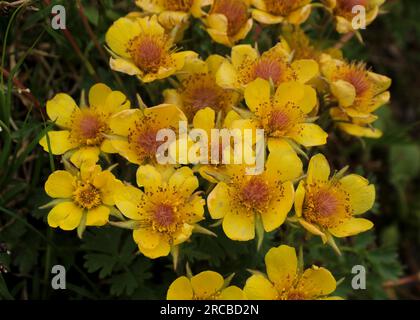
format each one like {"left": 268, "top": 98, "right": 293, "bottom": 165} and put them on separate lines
{"left": 324, "top": 0, "right": 385, "bottom": 34}
{"left": 39, "top": 83, "right": 130, "bottom": 167}
{"left": 279, "top": 25, "right": 343, "bottom": 62}
{"left": 164, "top": 55, "right": 241, "bottom": 121}
{"left": 114, "top": 165, "right": 205, "bottom": 258}
{"left": 233, "top": 78, "right": 327, "bottom": 150}
{"left": 167, "top": 271, "right": 245, "bottom": 299}
{"left": 169, "top": 107, "right": 242, "bottom": 182}
{"left": 207, "top": 140, "right": 302, "bottom": 241}
{"left": 105, "top": 15, "right": 197, "bottom": 82}
{"left": 201, "top": 0, "right": 253, "bottom": 47}
{"left": 135, "top": 0, "right": 208, "bottom": 28}
{"left": 216, "top": 43, "right": 319, "bottom": 90}
{"left": 251, "top": 0, "right": 312, "bottom": 25}
{"left": 294, "top": 154, "right": 374, "bottom": 243}
{"left": 244, "top": 245, "right": 340, "bottom": 299}
{"left": 321, "top": 54, "right": 391, "bottom": 138}
{"left": 109, "top": 104, "right": 187, "bottom": 165}
{"left": 44, "top": 163, "right": 122, "bottom": 231}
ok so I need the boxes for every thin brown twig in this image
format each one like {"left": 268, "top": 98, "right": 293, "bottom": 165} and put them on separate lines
{"left": 383, "top": 272, "right": 420, "bottom": 288}
{"left": 334, "top": 32, "right": 355, "bottom": 50}
{"left": 42, "top": 0, "right": 100, "bottom": 82}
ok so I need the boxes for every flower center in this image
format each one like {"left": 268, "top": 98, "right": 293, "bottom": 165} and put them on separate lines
{"left": 73, "top": 182, "right": 102, "bottom": 210}
{"left": 253, "top": 58, "right": 284, "bottom": 84}
{"left": 164, "top": 0, "right": 194, "bottom": 11}
{"left": 303, "top": 184, "right": 351, "bottom": 229}
{"left": 152, "top": 203, "right": 179, "bottom": 233}
{"left": 211, "top": 0, "right": 249, "bottom": 36}
{"left": 128, "top": 35, "right": 169, "bottom": 73}
{"left": 336, "top": 0, "right": 367, "bottom": 18}
{"left": 240, "top": 177, "right": 270, "bottom": 209}
{"left": 128, "top": 119, "right": 164, "bottom": 163}
{"left": 264, "top": 0, "right": 304, "bottom": 16}
{"left": 269, "top": 109, "right": 290, "bottom": 132}
{"left": 181, "top": 74, "right": 227, "bottom": 119}
{"left": 70, "top": 110, "right": 107, "bottom": 146}
{"left": 341, "top": 67, "right": 370, "bottom": 96}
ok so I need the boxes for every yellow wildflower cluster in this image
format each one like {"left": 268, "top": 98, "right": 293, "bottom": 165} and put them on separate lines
{"left": 39, "top": 0, "right": 390, "bottom": 299}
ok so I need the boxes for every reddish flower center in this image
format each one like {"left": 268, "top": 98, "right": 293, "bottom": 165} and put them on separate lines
{"left": 241, "top": 177, "right": 270, "bottom": 208}
{"left": 337, "top": 0, "right": 367, "bottom": 12}
{"left": 264, "top": 0, "right": 304, "bottom": 16}
{"left": 137, "top": 129, "right": 160, "bottom": 155}
{"left": 313, "top": 189, "right": 339, "bottom": 218}
{"left": 154, "top": 204, "right": 176, "bottom": 227}
{"left": 269, "top": 110, "right": 290, "bottom": 132}
{"left": 129, "top": 35, "right": 167, "bottom": 73}
{"left": 78, "top": 114, "right": 102, "bottom": 139}
{"left": 342, "top": 68, "right": 370, "bottom": 96}
{"left": 253, "top": 58, "right": 283, "bottom": 84}
{"left": 212, "top": 0, "right": 249, "bottom": 36}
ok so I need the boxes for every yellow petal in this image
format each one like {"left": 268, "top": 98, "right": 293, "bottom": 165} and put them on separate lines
{"left": 114, "top": 185, "right": 146, "bottom": 220}
{"left": 245, "top": 78, "right": 271, "bottom": 112}
{"left": 339, "top": 174, "right": 375, "bottom": 215}
{"left": 93, "top": 171, "right": 120, "bottom": 205}
{"left": 168, "top": 166, "right": 198, "bottom": 196}
{"left": 167, "top": 276, "right": 194, "bottom": 300}
{"left": 45, "top": 170, "right": 75, "bottom": 198}
{"left": 88, "top": 83, "right": 112, "bottom": 108}
{"left": 70, "top": 147, "right": 100, "bottom": 168}
{"left": 291, "top": 59, "right": 319, "bottom": 83}
{"left": 86, "top": 205, "right": 109, "bottom": 226}
{"left": 338, "top": 123, "right": 383, "bottom": 138}
{"left": 100, "top": 139, "right": 117, "bottom": 153}
{"left": 136, "top": 165, "right": 163, "bottom": 191}
{"left": 266, "top": 139, "right": 303, "bottom": 182}
{"left": 287, "top": 5, "right": 311, "bottom": 24}
{"left": 243, "top": 275, "right": 278, "bottom": 300}
{"left": 144, "top": 104, "right": 187, "bottom": 129}
{"left": 289, "top": 123, "right": 328, "bottom": 147}
{"left": 193, "top": 107, "right": 215, "bottom": 131}
{"left": 48, "top": 201, "right": 82, "bottom": 231}
{"left": 138, "top": 237, "right": 171, "bottom": 258}
{"left": 109, "top": 57, "right": 142, "bottom": 76}
{"left": 307, "top": 153, "right": 330, "bottom": 185}
{"left": 265, "top": 245, "right": 297, "bottom": 289}
{"left": 299, "top": 218, "right": 328, "bottom": 243}
{"left": 231, "top": 45, "right": 258, "bottom": 69}
{"left": 104, "top": 90, "right": 130, "bottom": 114}
{"left": 191, "top": 271, "right": 224, "bottom": 297}
{"left": 105, "top": 17, "right": 141, "bottom": 58}
{"left": 329, "top": 218, "right": 374, "bottom": 237}
{"left": 110, "top": 109, "right": 142, "bottom": 136}
{"left": 46, "top": 93, "right": 78, "bottom": 128}
{"left": 172, "top": 223, "right": 194, "bottom": 245}
{"left": 294, "top": 181, "right": 306, "bottom": 218}
{"left": 207, "top": 182, "right": 231, "bottom": 219}
{"left": 297, "top": 267, "right": 336, "bottom": 298}
{"left": 231, "top": 18, "right": 253, "bottom": 43}
{"left": 252, "top": 9, "right": 283, "bottom": 24}
{"left": 39, "top": 131, "right": 76, "bottom": 155}
{"left": 222, "top": 211, "right": 255, "bottom": 241}
{"left": 133, "top": 228, "right": 161, "bottom": 249}
{"left": 219, "top": 286, "right": 246, "bottom": 300}
{"left": 262, "top": 181, "right": 294, "bottom": 232}
{"left": 274, "top": 82, "right": 317, "bottom": 114}
{"left": 368, "top": 71, "right": 391, "bottom": 94}
{"left": 216, "top": 60, "right": 238, "bottom": 89}
{"left": 331, "top": 80, "right": 356, "bottom": 107}
{"left": 163, "top": 89, "right": 183, "bottom": 107}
